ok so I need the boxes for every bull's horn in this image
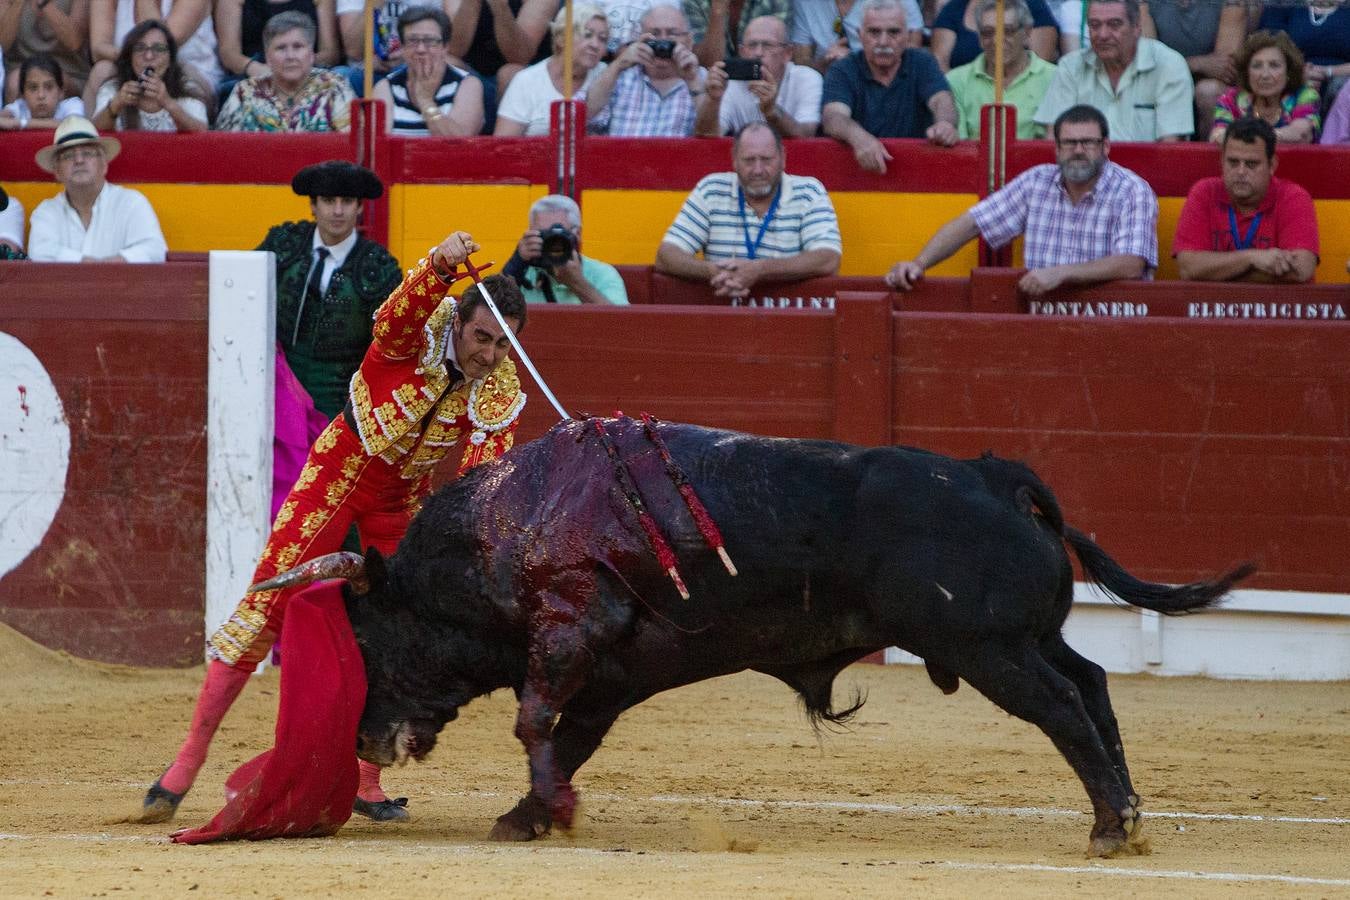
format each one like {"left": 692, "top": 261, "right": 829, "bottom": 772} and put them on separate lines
{"left": 246, "top": 551, "right": 370, "bottom": 595}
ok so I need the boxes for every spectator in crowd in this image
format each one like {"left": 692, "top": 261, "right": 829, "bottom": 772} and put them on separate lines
{"left": 1034, "top": 0, "right": 1192, "bottom": 141}
{"left": 1139, "top": 0, "right": 1245, "bottom": 139}
{"left": 495, "top": 2, "right": 607, "bottom": 135}
{"left": 86, "top": 0, "right": 222, "bottom": 111}
{"left": 821, "top": 0, "right": 957, "bottom": 172}
{"left": 1174, "top": 117, "right": 1317, "bottom": 283}
{"left": 1258, "top": 0, "right": 1350, "bottom": 113}
{"left": 336, "top": 0, "right": 428, "bottom": 90}
{"left": 0, "top": 0, "right": 89, "bottom": 102}
{"left": 218, "top": 11, "right": 354, "bottom": 130}
{"left": 503, "top": 194, "right": 629, "bottom": 304}
{"left": 930, "top": 0, "right": 1058, "bottom": 72}
{"left": 656, "top": 122, "right": 842, "bottom": 298}
{"left": 598, "top": 0, "right": 656, "bottom": 54}
{"left": 682, "top": 0, "right": 789, "bottom": 68}
{"left": 1052, "top": 0, "right": 1084, "bottom": 54}
{"left": 448, "top": 0, "right": 556, "bottom": 95}
{"left": 695, "top": 14, "right": 820, "bottom": 137}
{"left": 791, "top": 0, "right": 924, "bottom": 75}
{"left": 947, "top": 0, "right": 1056, "bottom": 139}
{"left": 28, "top": 116, "right": 167, "bottom": 263}
{"left": 887, "top": 105, "right": 1156, "bottom": 297}
{"left": 264, "top": 161, "right": 401, "bottom": 420}
{"left": 372, "top": 7, "right": 483, "bottom": 134}
{"left": 0, "top": 53, "right": 84, "bottom": 129}
{"left": 1320, "top": 77, "right": 1350, "bottom": 144}
{"left": 0, "top": 185, "right": 26, "bottom": 259}
{"left": 90, "top": 20, "right": 209, "bottom": 131}
{"left": 215, "top": 0, "right": 340, "bottom": 103}
{"left": 586, "top": 2, "right": 706, "bottom": 136}
{"left": 1211, "top": 31, "right": 1320, "bottom": 145}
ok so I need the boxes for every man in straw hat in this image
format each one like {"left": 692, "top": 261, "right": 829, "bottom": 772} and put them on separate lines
{"left": 130, "top": 231, "right": 528, "bottom": 829}
{"left": 28, "top": 116, "right": 167, "bottom": 263}
{"left": 266, "top": 160, "right": 401, "bottom": 422}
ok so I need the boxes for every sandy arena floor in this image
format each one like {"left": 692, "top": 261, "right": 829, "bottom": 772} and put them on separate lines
{"left": 0, "top": 623, "right": 1347, "bottom": 898}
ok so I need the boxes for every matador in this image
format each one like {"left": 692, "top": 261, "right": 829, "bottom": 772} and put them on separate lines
{"left": 134, "top": 231, "right": 528, "bottom": 824}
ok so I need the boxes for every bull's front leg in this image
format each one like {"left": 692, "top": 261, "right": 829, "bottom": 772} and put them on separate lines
{"left": 490, "top": 611, "right": 591, "bottom": 842}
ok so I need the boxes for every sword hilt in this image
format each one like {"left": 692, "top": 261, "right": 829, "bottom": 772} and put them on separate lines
{"left": 461, "top": 256, "right": 495, "bottom": 285}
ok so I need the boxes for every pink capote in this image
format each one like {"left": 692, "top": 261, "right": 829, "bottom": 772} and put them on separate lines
{"left": 170, "top": 583, "right": 365, "bottom": 843}
{"left": 273, "top": 348, "right": 331, "bottom": 519}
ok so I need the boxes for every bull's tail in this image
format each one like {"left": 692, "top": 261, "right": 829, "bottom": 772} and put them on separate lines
{"left": 1064, "top": 525, "right": 1255, "bottom": 615}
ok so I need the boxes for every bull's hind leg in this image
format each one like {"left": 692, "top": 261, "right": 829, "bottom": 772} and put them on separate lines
{"left": 1040, "top": 634, "right": 1141, "bottom": 816}
{"left": 951, "top": 641, "right": 1145, "bottom": 858}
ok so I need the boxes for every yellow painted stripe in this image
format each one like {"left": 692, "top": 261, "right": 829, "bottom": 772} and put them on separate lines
{"left": 3, "top": 182, "right": 1347, "bottom": 283}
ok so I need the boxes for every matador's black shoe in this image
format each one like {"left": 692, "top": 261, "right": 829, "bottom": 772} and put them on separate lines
{"left": 353, "top": 796, "right": 410, "bottom": 822}
{"left": 133, "top": 777, "right": 186, "bottom": 824}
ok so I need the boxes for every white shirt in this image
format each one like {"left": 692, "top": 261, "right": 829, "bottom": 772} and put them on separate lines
{"left": 28, "top": 182, "right": 168, "bottom": 263}
{"left": 496, "top": 58, "right": 608, "bottom": 135}
{"left": 0, "top": 195, "right": 25, "bottom": 252}
{"left": 3, "top": 97, "right": 84, "bottom": 127}
{"left": 717, "top": 61, "right": 823, "bottom": 135}
{"left": 311, "top": 226, "right": 358, "bottom": 294}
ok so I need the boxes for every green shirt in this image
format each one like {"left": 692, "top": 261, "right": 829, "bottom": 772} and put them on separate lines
{"left": 947, "top": 52, "right": 1058, "bottom": 140}
{"left": 1033, "top": 37, "right": 1195, "bottom": 141}
{"left": 519, "top": 255, "right": 630, "bottom": 305}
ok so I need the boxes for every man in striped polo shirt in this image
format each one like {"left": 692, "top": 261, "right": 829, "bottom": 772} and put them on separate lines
{"left": 655, "top": 122, "right": 842, "bottom": 298}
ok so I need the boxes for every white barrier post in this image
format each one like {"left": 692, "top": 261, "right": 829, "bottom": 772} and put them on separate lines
{"left": 205, "top": 250, "right": 275, "bottom": 667}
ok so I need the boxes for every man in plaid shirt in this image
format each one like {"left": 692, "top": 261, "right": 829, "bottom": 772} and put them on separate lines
{"left": 886, "top": 104, "right": 1158, "bottom": 297}
{"left": 587, "top": 3, "right": 707, "bottom": 136}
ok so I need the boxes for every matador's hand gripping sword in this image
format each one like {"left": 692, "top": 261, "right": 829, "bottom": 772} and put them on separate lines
{"left": 457, "top": 255, "right": 572, "bottom": 421}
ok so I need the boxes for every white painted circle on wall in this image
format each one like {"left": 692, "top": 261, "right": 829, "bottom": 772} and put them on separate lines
{"left": 0, "top": 333, "right": 71, "bottom": 579}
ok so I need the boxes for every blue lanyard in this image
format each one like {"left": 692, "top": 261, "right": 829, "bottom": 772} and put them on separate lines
{"left": 738, "top": 184, "right": 781, "bottom": 260}
{"left": 1228, "top": 206, "right": 1262, "bottom": 250}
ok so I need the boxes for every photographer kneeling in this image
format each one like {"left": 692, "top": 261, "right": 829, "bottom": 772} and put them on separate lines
{"left": 503, "top": 195, "right": 630, "bottom": 305}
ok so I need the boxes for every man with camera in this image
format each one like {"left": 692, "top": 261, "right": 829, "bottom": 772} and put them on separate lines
{"left": 656, "top": 122, "right": 841, "bottom": 299}
{"left": 694, "top": 15, "right": 821, "bottom": 138}
{"left": 503, "top": 194, "right": 630, "bottom": 305}
{"left": 586, "top": 3, "right": 706, "bottom": 136}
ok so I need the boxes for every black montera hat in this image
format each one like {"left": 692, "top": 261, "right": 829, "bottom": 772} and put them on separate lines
{"left": 291, "top": 160, "right": 383, "bottom": 200}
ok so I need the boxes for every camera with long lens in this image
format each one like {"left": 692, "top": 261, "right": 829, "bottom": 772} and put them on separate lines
{"left": 645, "top": 38, "right": 675, "bottom": 58}
{"left": 537, "top": 224, "right": 576, "bottom": 268}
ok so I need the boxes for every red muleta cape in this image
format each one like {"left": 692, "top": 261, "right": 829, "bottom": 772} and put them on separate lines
{"left": 171, "top": 583, "right": 364, "bottom": 843}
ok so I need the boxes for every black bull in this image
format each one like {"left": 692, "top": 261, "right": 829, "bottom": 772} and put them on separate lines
{"left": 262, "top": 417, "right": 1251, "bottom": 857}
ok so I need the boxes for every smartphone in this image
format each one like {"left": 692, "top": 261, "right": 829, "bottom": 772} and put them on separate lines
{"left": 724, "top": 57, "right": 762, "bottom": 81}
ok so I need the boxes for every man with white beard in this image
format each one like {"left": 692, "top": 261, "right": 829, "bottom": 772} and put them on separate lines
{"left": 655, "top": 122, "right": 842, "bottom": 299}
{"left": 885, "top": 104, "right": 1158, "bottom": 298}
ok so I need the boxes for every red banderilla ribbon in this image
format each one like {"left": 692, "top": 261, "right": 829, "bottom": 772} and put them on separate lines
{"left": 640, "top": 413, "right": 737, "bottom": 577}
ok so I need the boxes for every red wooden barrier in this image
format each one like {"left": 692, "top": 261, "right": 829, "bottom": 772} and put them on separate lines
{"left": 2, "top": 261, "right": 1346, "bottom": 665}
{"left": 0, "top": 262, "right": 208, "bottom": 666}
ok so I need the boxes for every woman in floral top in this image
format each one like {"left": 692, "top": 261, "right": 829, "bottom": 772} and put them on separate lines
{"left": 217, "top": 10, "right": 353, "bottom": 132}
{"left": 1210, "top": 30, "right": 1320, "bottom": 145}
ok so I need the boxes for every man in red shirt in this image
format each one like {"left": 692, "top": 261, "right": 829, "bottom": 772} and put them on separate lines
{"left": 1173, "top": 116, "right": 1319, "bottom": 283}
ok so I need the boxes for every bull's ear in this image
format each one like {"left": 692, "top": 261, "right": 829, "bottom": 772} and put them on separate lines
{"left": 362, "top": 546, "right": 390, "bottom": 597}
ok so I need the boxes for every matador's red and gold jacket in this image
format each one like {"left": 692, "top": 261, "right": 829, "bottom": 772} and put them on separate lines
{"left": 347, "top": 253, "right": 527, "bottom": 480}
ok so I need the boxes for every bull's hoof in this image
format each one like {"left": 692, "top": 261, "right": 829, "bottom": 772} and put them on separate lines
{"left": 1087, "top": 807, "right": 1151, "bottom": 858}
{"left": 489, "top": 795, "right": 552, "bottom": 842}
{"left": 352, "top": 796, "right": 410, "bottom": 822}
{"left": 550, "top": 783, "right": 579, "bottom": 830}
{"left": 128, "top": 779, "right": 185, "bottom": 825}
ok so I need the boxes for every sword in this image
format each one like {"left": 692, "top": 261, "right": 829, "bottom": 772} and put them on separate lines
{"left": 459, "top": 256, "right": 571, "bottom": 421}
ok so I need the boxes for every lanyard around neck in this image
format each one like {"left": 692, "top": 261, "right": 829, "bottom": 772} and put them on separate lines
{"left": 738, "top": 183, "right": 782, "bottom": 261}
{"left": 1227, "top": 206, "right": 1262, "bottom": 250}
